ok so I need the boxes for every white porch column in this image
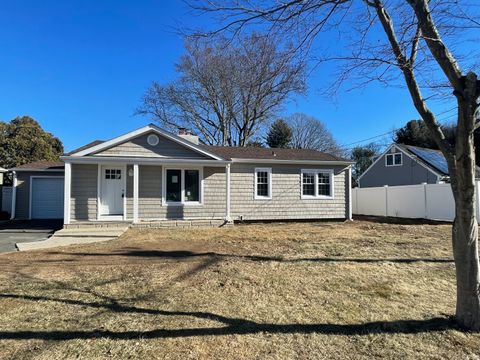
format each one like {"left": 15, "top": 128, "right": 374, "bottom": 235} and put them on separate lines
{"left": 133, "top": 163, "right": 139, "bottom": 223}
{"left": 225, "top": 164, "right": 231, "bottom": 222}
{"left": 348, "top": 166, "right": 353, "bottom": 221}
{"left": 10, "top": 171, "right": 17, "bottom": 220}
{"left": 64, "top": 162, "right": 71, "bottom": 225}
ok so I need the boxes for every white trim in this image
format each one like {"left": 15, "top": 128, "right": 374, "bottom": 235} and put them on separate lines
{"left": 64, "top": 163, "right": 71, "bottom": 224}
{"left": 133, "top": 163, "right": 139, "bottom": 223}
{"left": 27, "top": 175, "right": 66, "bottom": 221}
{"left": 225, "top": 164, "right": 231, "bottom": 221}
{"left": 11, "top": 169, "right": 65, "bottom": 172}
{"left": 147, "top": 134, "right": 159, "bottom": 146}
{"left": 385, "top": 152, "right": 402, "bottom": 167}
{"left": 301, "top": 169, "right": 335, "bottom": 200}
{"left": 97, "top": 164, "right": 127, "bottom": 220}
{"left": 357, "top": 144, "right": 444, "bottom": 182}
{"left": 96, "top": 164, "right": 101, "bottom": 221}
{"left": 61, "top": 155, "right": 230, "bottom": 166}
{"left": 254, "top": 167, "right": 272, "bottom": 200}
{"left": 10, "top": 171, "right": 17, "bottom": 220}
{"left": 162, "top": 166, "right": 204, "bottom": 206}
{"left": 231, "top": 158, "right": 352, "bottom": 166}
{"left": 70, "top": 124, "right": 224, "bottom": 160}
{"left": 348, "top": 166, "right": 352, "bottom": 220}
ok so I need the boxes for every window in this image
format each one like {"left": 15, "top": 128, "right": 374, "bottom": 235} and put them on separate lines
{"left": 386, "top": 153, "right": 402, "bottom": 166}
{"left": 255, "top": 168, "right": 272, "bottom": 199}
{"left": 147, "top": 134, "right": 159, "bottom": 146}
{"left": 105, "top": 169, "right": 121, "bottom": 179}
{"left": 301, "top": 169, "right": 334, "bottom": 199}
{"left": 164, "top": 168, "right": 202, "bottom": 205}
{"left": 166, "top": 169, "right": 182, "bottom": 202}
{"left": 302, "top": 172, "right": 315, "bottom": 196}
{"left": 185, "top": 170, "right": 199, "bottom": 202}
{"left": 317, "top": 172, "right": 331, "bottom": 197}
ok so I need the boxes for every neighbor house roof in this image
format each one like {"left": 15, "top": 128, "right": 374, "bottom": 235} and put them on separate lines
{"left": 396, "top": 144, "right": 480, "bottom": 178}
{"left": 11, "top": 161, "right": 65, "bottom": 172}
{"left": 0, "top": 167, "right": 7, "bottom": 173}
{"left": 203, "top": 145, "right": 349, "bottom": 162}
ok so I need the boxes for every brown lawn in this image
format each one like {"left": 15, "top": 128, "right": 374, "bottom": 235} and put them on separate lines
{"left": 0, "top": 218, "right": 479, "bottom": 359}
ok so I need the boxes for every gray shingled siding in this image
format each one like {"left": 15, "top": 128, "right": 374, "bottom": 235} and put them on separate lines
{"left": 69, "top": 163, "right": 349, "bottom": 222}
{"left": 70, "top": 164, "right": 98, "bottom": 221}
{"left": 230, "top": 164, "right": 348, "bottom": 221}
{"left": 14, "top": 171, "right": 64, "bottom": 220}
{"left": 125, "top": 165, "right": 226, "bottom": 220}
{"left": 359, "top": 148, "right": 439, "bottom": 188}
{"left": 93, "top": 132, "right": 209, "bottom": 159}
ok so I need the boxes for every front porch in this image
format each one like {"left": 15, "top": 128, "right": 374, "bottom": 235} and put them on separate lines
{"left": 63, "top": 160, "right": 232, "bottom": 226}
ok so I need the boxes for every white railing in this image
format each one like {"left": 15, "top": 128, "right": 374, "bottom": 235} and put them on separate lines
{"left": 352, "top": 182, "right": 480, "bottom": 223}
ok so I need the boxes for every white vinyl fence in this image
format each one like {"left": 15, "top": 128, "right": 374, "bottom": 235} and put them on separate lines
{"left": 1, "top": 186, "right": 12, "bottom": 213}
{"left": 352, "top": 183, "right": 480, "bottom": 223}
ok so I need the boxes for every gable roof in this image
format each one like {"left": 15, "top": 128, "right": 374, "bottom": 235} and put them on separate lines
{"left": 358, "top": 143, "right": 480, "bottom": 181}
{"left": 68, "top": 124, "right": 224, "bottom": 161}
{"left": 203, "top": 145, "right": 349, "bottom": 162}
{"left": 11, "top": 161, "right": 65, "bottom": 172}
{"left": 66, "top": 140, "right": 104, "bottom": 156}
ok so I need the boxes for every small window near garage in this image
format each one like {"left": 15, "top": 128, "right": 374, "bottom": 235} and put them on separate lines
{"left": 386, "top": 153, "right": 402, "bottom": 166}
{"left": 301, "top": 169, "right": 334, "bottom": 199}
{"left": 254, "top": 168, "right": 272, "bottom": 199}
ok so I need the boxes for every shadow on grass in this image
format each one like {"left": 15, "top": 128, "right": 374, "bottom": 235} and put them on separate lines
{"left": 0, "top": 293, "right": 456, "bottom": 340}
{"left": 49, "top": 249, "right": 453, "bottom": 264}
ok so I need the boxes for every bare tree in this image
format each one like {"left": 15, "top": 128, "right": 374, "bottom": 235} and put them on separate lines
{"left": 287, "top": 113, "right": 341, "bottom": 155}
{"left": 192, "top": 0, "right": 480, "bottom": 329}
{"left": 136, "top": 34, "right": 306, "bottom": 146}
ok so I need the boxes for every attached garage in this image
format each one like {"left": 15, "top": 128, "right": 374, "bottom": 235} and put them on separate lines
{"left": 31, "top": 177, "right": 64, "bottom": 219}
{"left": 9, "top": 161, "right": 65, "bottom": 220}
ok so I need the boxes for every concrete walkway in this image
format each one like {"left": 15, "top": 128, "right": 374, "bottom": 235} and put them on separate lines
{"left": 16, "top": 226, "right": 129, "bottom": 251}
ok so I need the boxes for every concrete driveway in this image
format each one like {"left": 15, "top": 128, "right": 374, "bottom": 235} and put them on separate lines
{"left": 0, "top": 220, "right": 63, "bottom": 253}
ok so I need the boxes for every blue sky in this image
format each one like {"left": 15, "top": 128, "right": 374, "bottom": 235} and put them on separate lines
{"left": 0, "top": 1, "right": 462, "bottom": 152}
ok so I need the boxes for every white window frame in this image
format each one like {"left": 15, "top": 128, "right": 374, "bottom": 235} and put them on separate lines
{"left": 162, "top": 167, "right": 204, "bottom": 206}
{"left": 385, "top": 153, "right": 402, "bottom": 167}
{"left": 301, "top": 169, "right": 334, "bottom": 199}
{"left": 254, "top": 167, "right": 272, "bottom": 200}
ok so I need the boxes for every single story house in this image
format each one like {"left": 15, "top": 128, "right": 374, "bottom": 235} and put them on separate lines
{"left": 10, "top": 124, "right": 353, "bottom": 225}
{"left": 357, "top": 143, "right": 479, "bottom": 188}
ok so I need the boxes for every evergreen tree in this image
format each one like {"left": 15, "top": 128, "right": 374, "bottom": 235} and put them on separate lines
{"left": 266, "top": 119, "right": 292, "bottom": 148}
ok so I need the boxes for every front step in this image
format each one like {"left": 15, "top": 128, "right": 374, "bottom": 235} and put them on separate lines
{"left": 64, "top": 222, "right": 131, "bottom": 229}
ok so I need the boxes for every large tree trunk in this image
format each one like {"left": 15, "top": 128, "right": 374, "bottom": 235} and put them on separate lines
{"left": 451, "top": 72, "right": 480, "bottom": 329}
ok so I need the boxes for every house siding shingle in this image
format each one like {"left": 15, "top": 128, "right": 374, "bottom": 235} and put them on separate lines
{"left": 230, "top": 164, "right": 348, "bottom": 221}
{"left": 70, "top": 164, "right": 98, "bottom": 221}
{"left": 93, "top": 132, "right": 209, "bottom": 159}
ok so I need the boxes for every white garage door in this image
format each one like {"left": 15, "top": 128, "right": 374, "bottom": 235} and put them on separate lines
{"left": 31, "top": 177, "right": 64, "bottom": 219}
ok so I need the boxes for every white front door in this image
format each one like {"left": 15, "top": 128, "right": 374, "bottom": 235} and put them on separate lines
{"left": 100, "top": 166, "right": 124, "bottom": 216}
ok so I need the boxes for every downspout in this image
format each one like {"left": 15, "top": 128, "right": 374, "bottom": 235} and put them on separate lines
{"left": 10, "top": 171, "right": 17, "bottom": 220}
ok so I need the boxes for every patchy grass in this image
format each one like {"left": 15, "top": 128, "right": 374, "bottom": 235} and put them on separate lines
{"left": 0, "top": 219, "right": 478, "bottom": 359}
